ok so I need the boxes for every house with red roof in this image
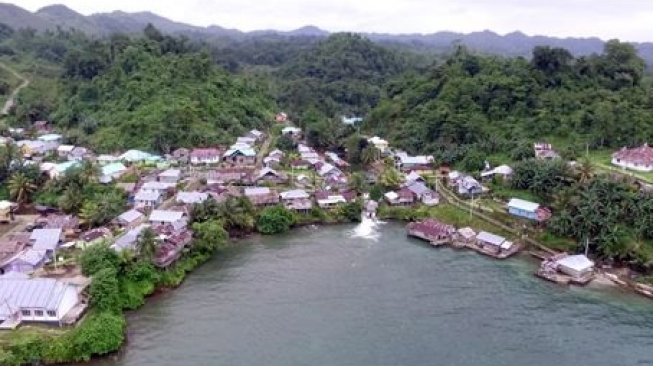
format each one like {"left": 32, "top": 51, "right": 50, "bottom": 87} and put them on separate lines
{"left": 612, "top": 144, "right": 653, "bottom": 172}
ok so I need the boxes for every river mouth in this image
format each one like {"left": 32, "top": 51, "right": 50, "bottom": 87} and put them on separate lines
{"left": 89, "top": 223, "right": 653, "bottom": 366}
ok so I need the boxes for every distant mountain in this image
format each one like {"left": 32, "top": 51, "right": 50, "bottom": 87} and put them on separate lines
{"left": 1, "top": 2, "right": 652, "bottom": 66}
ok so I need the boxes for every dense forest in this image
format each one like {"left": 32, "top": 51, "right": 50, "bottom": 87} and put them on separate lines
{"left": 2, "top": 25, "right": 275, "bottom": 153}
{"left": 365, "top": 41, "right": 652, "bottom": 163}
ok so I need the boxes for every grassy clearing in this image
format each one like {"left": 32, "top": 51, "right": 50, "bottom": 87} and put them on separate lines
{"left": 0, "top": 325, "right": 70, "bottom": 346}
{"left": 587, "top": 149, "right": 653, "bottom": 182}
{"left": 428, "top": 204, "right": 513, "bottom": 238}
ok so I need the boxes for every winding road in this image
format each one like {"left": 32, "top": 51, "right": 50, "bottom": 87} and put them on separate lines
{"left": 0, "top": 61, "right": 30, "bottom": 115}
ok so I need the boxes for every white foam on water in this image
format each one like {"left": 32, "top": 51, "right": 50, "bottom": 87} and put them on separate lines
{"left": 350, "top": 215, "right": 381, "bottom": 241}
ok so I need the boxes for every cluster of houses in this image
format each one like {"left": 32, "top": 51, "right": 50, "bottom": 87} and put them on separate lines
{"left": 406, "top": 218, "right": 519, "bottom": 259}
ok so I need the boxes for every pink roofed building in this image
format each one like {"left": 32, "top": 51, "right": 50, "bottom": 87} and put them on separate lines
{"left": 612, "top": 144, "right": 653, "bottom": 172}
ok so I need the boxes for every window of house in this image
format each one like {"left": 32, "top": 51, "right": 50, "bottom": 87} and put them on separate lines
{"left": 47, "top": 310, "right": 56, "bottom": 317}
{"left": 21, "top": 310, "right": 31, "bottom": 316}
{"left": 34, "top": 310, "right": 44, "bottom": 317}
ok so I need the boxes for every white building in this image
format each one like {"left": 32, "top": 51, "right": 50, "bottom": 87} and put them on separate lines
{"left": 556, "top": 255, "right": 595, "bottom": 279}
{"left": 0, "top": 274, "right": 84, "bottom": 329}
{"left": 612, "top": 144, "right": 653, "bottom": 172}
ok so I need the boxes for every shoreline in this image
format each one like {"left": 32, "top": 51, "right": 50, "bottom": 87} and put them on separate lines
{"left": 3, "top": 216, "right": 649, "bottom": 366}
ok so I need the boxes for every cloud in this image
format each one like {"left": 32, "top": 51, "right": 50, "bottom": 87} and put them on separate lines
{"left": 8, "top": 0, "right": 652, "bottom": 41}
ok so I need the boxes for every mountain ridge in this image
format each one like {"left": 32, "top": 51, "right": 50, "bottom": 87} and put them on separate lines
{"left": 0, "top": 2, "right": 652, "bottom": 65}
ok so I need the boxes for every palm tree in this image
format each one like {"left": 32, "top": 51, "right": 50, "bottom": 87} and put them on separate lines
{"left": 79, "top": 200, "right": 102, "bottom": 228}
{"left": 58, "top": 184, "right": 84, "bottom": 213}
{"left": 136, "top": 227, "right": 158, "bottom": 262}
{"left": 379, "top": 167, "right": 403, "bottom": 190}
{"left": 222, "top": 196, "right": 255, "bottom": 233}
{"left": 574, "top": 158, "right": 595, "bottom": 185}
{"left": 347, "top": 172, "right": 368, "bottom": 195}
{"left": 360, "top": 146, "right": 378, "bottom": 168}
{"left": 79, "top": 160, "right": 100, "bottom": 184}
{"left": 0, "top": 142, "right": 22, "bottom": 181}
{"left": 8, "top": 172, "right": 37, "bottom": 204}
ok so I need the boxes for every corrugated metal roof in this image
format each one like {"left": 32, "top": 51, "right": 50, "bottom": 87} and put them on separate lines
{"left": 118, "top": 209, "right": 144, "bottom": 223}
{"left": 134, "top": 191, "right": 161, "bottom": 202}
{"left": 280, "top": 190, "right": 309, "bottom": 200}
{"left": 245, "top": 187, "right": 271, "bottom": 196}
{"left": 508, "top": 198, "right": 540, "bottom": 213}
{"left": 0, "top": 277, "right": 71, "bottom": 312}
{"left": 149, "top": 210, "right": 184, "bottom": 223}
{"left": 476, "top": 231, "right": 506, "bottom": 246}
{"left": 176, "top": 191, "right": 208, "bottom": 204}
{"left": 30, "top": 229, "right": 62, "bottom": 251}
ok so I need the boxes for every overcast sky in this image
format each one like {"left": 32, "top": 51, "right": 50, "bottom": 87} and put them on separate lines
{"left": 8, "top": 0, "right": 653, "bottom": 42}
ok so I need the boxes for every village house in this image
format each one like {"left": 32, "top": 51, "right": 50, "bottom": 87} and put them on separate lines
{"left": 268, "top": 149, "right": 284, "bottom": 159}
{"left": 149, "top": 210, "right": 187, "bottom": 229}
{"left": 244, "top": 187, "right": 280, "bottom": 207}
{"left": 279, "top": 189, "right": 312, "bottom": 213}
{"left": 481, "top": 164, "right": 513, "bottom": 181}
{"left": 96, "top": 154, "right": 120, "bottom": 165}
{"left": 45, "top": 161, "right": 80, "bottom": 180}
{"left": 247, "top": 129, "right": 265, "bottom": 142}
{"left": 456, "top": 227, "right": 477, "bottom": 244}
{"left": 290, "top": 159, "right": 311, "bottom": 170}
{"left": 134, "top": 190, "right": 163, "bottom": 209}
{"left": 314, "top": 191, "right": 347, "bottom": 209}
{"left": 256, "top": 168, "right": 287, "bottom": 185}
{"left": 318, "top": 163, "right": 341, "bottom": 179}
{"left": 384, "top": 189, "right": 416, "bottom": 206}
{"left": 0, "top": 275, "right": 87, "bottom": 329}
{"left": 1, "top": 247, "right": 49, "bottom": 274}
{"left": 34, "top": 215, "right": 79, "bottom": 237}
{"left": 476, "top": 231, "right": 515, "bottom": 254}
{"left": 190, "top": 148, "right": 222, "bottom": 165}
{"left": 114, "top": 209, "right": 145, "bottom": 230}
{"left": 405, "top": 171, "right": 426, "bottom": 185}
{"left": 170, "top": 148, "right": 190, "bottom": 165}
{"left": 296, "top": 174, "right": 312, "bottom": 186}
{"left": 223, "top": 148, "right": 256, "bottom": 167}
{"left": 368, "top": 136, "right": 389, "bottom": 152}
{"left": 112, "top": 224, "right": 149, "bottom": 252}
{"left": 30, "top": 228, "right": 64, "bottom": 256}
{"left": 203, "top": 184, "right": 241, "bottom": 202}
{"left": 100, "top": 162, "right": 128, "bottom": 184}
{"left": 120, "top": 149, "right": 161, "bottom": 164}
{"left": 405, "top": 180, "right": 439, "bottom": 206}
{"left": 139, "top": 181, "right": 176, "bottom": 195}
{"left": 457, "top": 175, "right": 484, "bottom": 196}
{"left": 395, "top": 153, "right": 434, "bottom": 172}
{"left": 77, "top": 228, "right": 112, "bottom": 248}
{"left": 16, "top": 140, "right": 48, "bottom": 157}
{"left": 57, "top": 144, "right": 75, "bottom": 158}
{"left": 205, "top": 168, "right": 254, "bottom": 185}
{"left": 37, "top": 133, "right": 63, "bottom": 144}
{"left": 236, "top": 136, "right": 257, "bottom": 146}
{"left": 0, "top": 201, "right": 14, "bottom": 223}
{"left": 555, "top": 255, "right": 595, "bottom": 280}
{"left": 325, "top": 175, "right": 348, "bottom": 190}
{"left": 534, "top": 142, "right": 560, "bottom": 160}
{"left": 159, "top": 169, "right": 182, "bottom": 184}
{"left": 176, "top": 191, "right": 209, "bottom": 205}
{"left": 155, "top": 229, "right": 193, "bottom": 268}
{"left": 263, "top": 156, "right": 282, "bottom": 169}
{"left": 281, "top": 126, "right": 302, "bottom": 138}
{"left": 406, "top": 219, "right": 456, "bottom": 245}
{"left": 507, "top": 198, "right": 552, "bottom": 222}
{"left": 68, "top": 146, "right": 93, "bottom": 162}
{"left": 612, "top": 144, "right": 653, "bottom": 172}
{"left": 116, "top": 183, "right": 137, "bottom": 197}
{"left": 325, "top": 152, "right": 349, "bottom": 168}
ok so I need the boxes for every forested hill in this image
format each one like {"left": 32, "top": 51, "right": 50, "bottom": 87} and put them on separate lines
{"left": 364, "top": 41, "right": 653, "bottom": 164}
{"left": 2, "top": 25, "right": 275, "bottom": 153}
{"left": 276, "top": 33, "right": 409, "bottom": 118}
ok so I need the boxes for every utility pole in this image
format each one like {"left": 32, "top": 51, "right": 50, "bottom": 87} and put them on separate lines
{"left": 584, "top": 237, "right": 590, "bottom": 257}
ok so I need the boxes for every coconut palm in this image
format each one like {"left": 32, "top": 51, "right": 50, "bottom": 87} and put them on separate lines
{"left": 360, "top": 146, "right": 378, "bottom": 168}
{"left": 574, "top": 158, "right": 595, "bottom": 185}
{"left": 221, "top": 196, "right": 255, "bottom": 233}
{"left": 8, "top": 172, "right": 37, "bottom": 204}
{"left": 379, "top": 167, "right": 403, "bottom": 190}
{"left": 79, "top": 200, "right": 102, "bottom": 228}
{"left": 136, "top": 227, "right": 158, "bottom": 262}
{"left": 80, "top": 160, "right": 100, "bottom": 184}
{"left": 58, "top": 184, "right": 85, "bottom": 213}
{"left": 347, "top": 172, "right": 368, "bottom": 195}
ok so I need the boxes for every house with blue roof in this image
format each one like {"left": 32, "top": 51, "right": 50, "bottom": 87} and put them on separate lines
{"left": 120, "top": 149, "right": 161, "bottom": 163}
{"left": 100, "top": 162, "right": 128, "bottom": 183}
{"left": 47, "top": 161, "right": 80, "bottom": 179}
{"left": 223, "top": 148, "right": 256, "bottom": 167}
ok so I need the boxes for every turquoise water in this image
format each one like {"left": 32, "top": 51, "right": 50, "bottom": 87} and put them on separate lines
{"left": 92, "top": 222, "right": 653, "bottom": 366}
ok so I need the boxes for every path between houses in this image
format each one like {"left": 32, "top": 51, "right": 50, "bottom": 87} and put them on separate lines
{"left": 0, "top": 61, "right": 30, "bottom": 116}
{"left": 255, "top": 134, "right": 274, "bottom": 170}
{"left": 437, "top": 181, "right": 557, "bottom": 255}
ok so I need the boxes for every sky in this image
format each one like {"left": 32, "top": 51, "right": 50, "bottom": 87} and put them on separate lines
{"left": 8, "top": 0, "right": 653, "bottom": 42}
